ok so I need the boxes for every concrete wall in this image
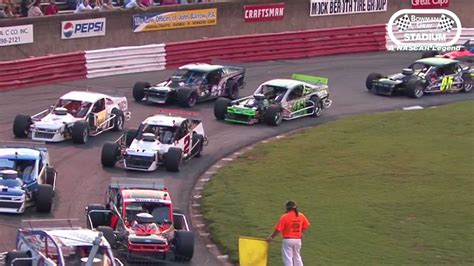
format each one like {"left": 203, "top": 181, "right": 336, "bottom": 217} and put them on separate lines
{"left": 1, "top": 0, "right": 472, "bottom": 61}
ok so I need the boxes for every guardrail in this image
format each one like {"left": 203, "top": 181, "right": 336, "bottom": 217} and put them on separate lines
{"left": 165, "top": 24, "right": 387, "bottom": 68}
{"left": 85, "top": 44, "right": 166, "bottom": 79}
{"left": 0, "top": 52, "right": 86, "bottom": 91}
{"left": 385, "top": 27, "right": 474, "bottom": 50}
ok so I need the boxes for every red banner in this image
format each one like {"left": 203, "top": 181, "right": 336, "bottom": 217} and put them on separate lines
{"left": 411, "top": 0, "right": 449, "bottom": 9}
{"left": 244, "top": 3, "right": 285, "bottom": 23}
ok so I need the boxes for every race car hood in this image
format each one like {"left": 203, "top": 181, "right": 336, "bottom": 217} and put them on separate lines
{"left": 376, "top": 73, "right": 407, "bottom": 84}
{"left": 34, "top": 112, "right": 79, "bottom": 129}
{"left": 149, "top": 78, "right": 195, "bottom": 92}
{"left": 0, "top": 185, "right": 25, "bottom": 197}
{"left": 126, "top": 139, "right": 170, "bottom": 156}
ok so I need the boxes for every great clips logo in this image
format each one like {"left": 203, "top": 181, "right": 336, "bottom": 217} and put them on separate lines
{"left": 61, "top": 18, "right": 106, "bottom": 40}
{"left": 412, "top": 0, "right": 449, "bottom": 9}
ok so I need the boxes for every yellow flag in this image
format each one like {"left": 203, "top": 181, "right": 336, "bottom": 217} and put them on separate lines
{"left": 239, "top": 236, "right": 268, "bottom": 266}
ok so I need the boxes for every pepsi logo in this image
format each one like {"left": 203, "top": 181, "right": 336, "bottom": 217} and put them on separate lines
{"left": 63, "top": 22, "right": 74, "bottom": 38}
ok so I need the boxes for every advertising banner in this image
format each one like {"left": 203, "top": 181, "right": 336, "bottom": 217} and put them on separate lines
{"left": 61, "top": 18, "right": 106, "bottom": 40}
{"left": 133, "top": 8, "right": 217, "bottom": 33}
{"left": 0, "top": 25, "right": 33, "bottom": 47}
{"left": 244, "top": 3, "right": 285, "bottom": 22}
{"left": 411, "top": 0, "right": 449, "bottom": 9}
{"left": 310, "top": 0, "right": 387, "bottom": 16}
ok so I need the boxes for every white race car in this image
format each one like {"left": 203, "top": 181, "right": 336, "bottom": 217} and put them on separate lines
{"left": 101, "top": 110, "right": 208, "bottom": 172}
{"left": 13, "top": 91, "right": 131, "bottom": 144}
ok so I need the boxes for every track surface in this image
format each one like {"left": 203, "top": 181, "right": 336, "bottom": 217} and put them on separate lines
{"left": 0, "top": 51, "right": 472, "bottom": 265}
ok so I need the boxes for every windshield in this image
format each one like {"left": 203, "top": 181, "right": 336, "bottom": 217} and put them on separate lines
{"left": 409, "top": 63, "right": 432, "bottom": 76}
{"left": 125, "top": 202, "right": 171, "bottom": 224}
{"left": 63, "top": 246, "right": 113, "bottom": 266}
{"left": 255, "top": 85, "right": 288, "bottom": 103}
{"left": 55, "top": 99, "right": 92, "bottom": 118}
{"left": 170, "top": 69, "right": 206, "bottom": 86}
{"left": 137, "top": 124, "right": 177, "bottom": 144}
{"left": 0, "top": 159, "right": 16, "bottom": 170}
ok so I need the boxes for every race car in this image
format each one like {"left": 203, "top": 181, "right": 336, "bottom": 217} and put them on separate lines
{"left": 422, "top": 40, "right": 474, "bottom": 61}
{"left": 0, "top": 146, "right": 57, "bottom": 214}
{"left": 213, "top": 74, "right": 332, "bottom": 126}
{"left": 132, "top": 63, "right": 245, "bottom": 107}
{"left": 1, "top": 219, "right": 123, "bottom": 266}
{"left": 366, "top": 58, "right": 473, "bottom": 98}
{"left": 13, "top": 91, "right": 131, "bottom": 144}
{"left": 85, "top": 178, "right": 194, "bottom": 263}
{"left": 101, "top": 110, "right": 207, "bottom": 172}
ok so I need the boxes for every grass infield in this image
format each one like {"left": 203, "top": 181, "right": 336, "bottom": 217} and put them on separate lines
{"left": 201, "top": 101, "right": 474, "bottom": 265}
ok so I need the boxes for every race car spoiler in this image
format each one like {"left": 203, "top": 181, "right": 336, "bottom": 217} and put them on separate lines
{"left": 292, "top": 73, "right": 328, "bottom": 86}
{"left": 110, "top": 177, "right": 166, "bottom": 190}
{"left": 21, "top": 218, "right": 82, "bottom": 230}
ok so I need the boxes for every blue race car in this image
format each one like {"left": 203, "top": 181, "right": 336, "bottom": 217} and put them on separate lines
{"left": 0, "top": 146, "right": 57, "bottom": 214}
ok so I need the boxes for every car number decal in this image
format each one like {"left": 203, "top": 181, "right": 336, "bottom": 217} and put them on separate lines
{"left": 183, "top": 135, "right": 191, "bottom": 154}
{"left": 440, "top": 76, "right": 454, "bottom": 92}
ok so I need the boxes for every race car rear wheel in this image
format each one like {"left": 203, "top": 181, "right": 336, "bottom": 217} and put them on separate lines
{"left": 97, "top": 226, "right": 117, "bottom": 248}
{"left": 177, "top": 88, "right": 198, "bottom": 107}
{"left": 13, "top": 114, "right": 32, "bottom": 138}
{"left": 366, "top": 73, "right": 383, "bottom": 91}
{"left": 45, "top": 166, "right": 56, "bottom": 187}
{"left": 111, "top": 108, "right": 124, "bottom": 131}
{"left": 125, "top": 129, "right": 138, "bottom": 147}
{"left": 308, "top": 96, "right": 323, "bottom": 117}
{"left": 133, "top": 81, "right": 150, "bottom": 102}
{"left": 421, "top": 50, "right": 439, "bottom": 58}
{"left": 164, "top": 147, "right": 182, "bottom": 172}
{"left": 225, "top": 80, "right": 239, "bottom": 100}
{"left": 264, "top": 105, "right": 283, "bottom": 126}
{"left": 406, "top": 78, "right": 425, "bottom": 98}
{"left": 192, "top": 133, "right": 204, "bottom": 158}
{"left": 173, "top": 230, "right": 194, "bottom": 262}
{"left": 36, "top": 184, "right": 53, "bottom": 213}
{"left": 86, "top": 204, "right": 108, "bottom": 229}
{"left": 101, "top": 142, "right": 120, "bottom": 167}
{"left": 461, "top": 73, "right": 473, "bottom": 93}
{"left": 6, "top": 250, "right": 31, "bottom": 266}
{"left": 214, "top": 98, "right": 231, "bottom": 120}
{"left": 71, "top": 122, "right": 89, "bottom": 144}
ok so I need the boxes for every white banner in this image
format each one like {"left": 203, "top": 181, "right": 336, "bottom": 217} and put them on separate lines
{"left": 310, "top": 0, "right": 387, "bottom": 17}
{"left": 0, "top": 25, "right": 33, "bottom": 47}
{"left": 61, "top": 18, "right": 106, "bottom": 40}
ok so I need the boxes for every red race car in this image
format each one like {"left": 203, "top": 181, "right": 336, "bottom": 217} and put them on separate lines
{"left": 85, "top": 178, "right": 194, "bottom": 263}
{"left": 422, "top": 40, "right": 474, "bottom": 61}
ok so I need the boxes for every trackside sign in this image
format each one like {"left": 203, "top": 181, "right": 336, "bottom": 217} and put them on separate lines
{"left": 244, "top": 3, "right": 285, "bottom": 22}
{"left": 411, "top": 0, "right": 449, "bottom": 9}
{"left": 0, "top": 25, "right": 33, "bottom": 46}
{"left": 61, "top": 18, "right": 106, "bottom": 40}
{"left": 310, "top": 0, "right": 387, "bottom": 16}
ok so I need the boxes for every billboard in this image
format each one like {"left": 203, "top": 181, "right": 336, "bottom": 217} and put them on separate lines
{"left": 310, "top": 0, "right": 387, "bottom": 16}
{"left": 133, "top": 8, "right": 217, "bottom": 32}
{"left": 61, "top": 18, "right": 106, "bottom": 40}
{"left": 0, "top": 25, "right": 33, "bottom": 46}
{"left": 244, "top": 3, "right": 285, "bottom": 22}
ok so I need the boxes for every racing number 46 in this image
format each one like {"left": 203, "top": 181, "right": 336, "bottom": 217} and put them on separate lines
{"left": 440, "top": 76, "right": 454, "bottom": 92}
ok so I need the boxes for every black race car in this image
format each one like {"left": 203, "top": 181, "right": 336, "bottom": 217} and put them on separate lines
{"left": 366, "top": 58, "right": 473, "bottom": 98}
{"left": 133, "top": 63, "right": 245, "bottom": 107}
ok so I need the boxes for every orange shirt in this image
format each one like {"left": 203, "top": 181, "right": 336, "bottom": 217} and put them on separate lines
{"left": 275, "top": 211, "right": 310, "bottom": 238}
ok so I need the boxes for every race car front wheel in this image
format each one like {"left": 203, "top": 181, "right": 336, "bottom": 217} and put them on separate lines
{"left": 71, "top": 122, "right": 89, "bottom": 144}
{"left": 214, "top": 97, "right": 231, "bottom": 120}
{"left": 406, "top": 79, "right": 425, "bottom": 98}
{"left": 461, "top": 73, "right": 473, "bottom": 93}
{"left": 264, "top": 105, "right": 283, "bottom": 126}
{"left": 111, "top": 109, "right": 124, "bottom": 131}
{"left": 164, "top": 147, "right": 183, "bottom": 172}
{"left": 308, "top": 96, "right": 322, "bottom": 117}
{"left": 6, "top": 251, "right": 31, "bottom": 266}
{"left": 366, "top": 73, "right": 383, "bottom": 91}
{"left": 36, "top": 184, "right": 53, "bottom": 213}
{"left": 13, "top": 114, "right": 32, "bottom": 138}
{"left": 101, "top": 142, "right": 120, "bottom": 167}
{"left": 173, "top": 230, "right": 194, "bottom": 262}
{"left": 178, "top": 88, "right": 198, "bottom": 108}
{"left": 133, "top": 81, "right": 150, "bottom": 102}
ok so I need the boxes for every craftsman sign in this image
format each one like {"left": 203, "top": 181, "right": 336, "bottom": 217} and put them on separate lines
{"left": 244, "top": 3, "right": 285, "bottom": 22}
{"left": 411, "top": 0, "right": 449, "bottom": 9}
{"left": 310, "top": 0, "right": 387, "bottom": 16}
{"left": 0, "top": 25, "right": 33, "bottom": 46}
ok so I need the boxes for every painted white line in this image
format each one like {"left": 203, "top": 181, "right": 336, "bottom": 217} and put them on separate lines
{"left": 205, "top": 171, "right": 217, "bottom": 175}
{"left": 261, "top": 140, "right": 268, "bottom": 143}
{"left": 195, "top": 186, "right": 204, "bottom": 190}
{"left": 200, "top": 178, "right": 210, "bottom": 182}
{"left": 196, "top": 223, "right": 205, "bottom": 228}
{"left": 402, "top": 105, "right": 424, "bottom": 110}
{"left": 193, "top": 195, "right": 202, "bottom": 199}
{"left": 191, "top": 203, "right": 200, "bottom": 208}
{"left": 275, "top": 135, "right": 286, "bottom": 139}
{"left": 234, "top": 152, "right": 243, "bottom": 155}
{"left": 213, "top": 165, "right": 222, "bottom": 168}
{"left": 199, "top": 232, "right": 210, "bottom": 237}
{"left": 206, "top": 244, "right": 216, "bottom": 248}
{"left": 429, "top": 105, "right": 438, "bottom": 109}
{"left": 217, "top": 255, "right": 229, "bottom": 259}
{"left": 193, "top": 214, "right": 203, "bottom": 217}
{"left": 221, "top": 158, "right": 233, "bottom": 161}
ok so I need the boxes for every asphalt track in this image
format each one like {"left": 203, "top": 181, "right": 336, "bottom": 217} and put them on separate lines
{"left": 0, "top": 51, "right": 472, "bottom": 265}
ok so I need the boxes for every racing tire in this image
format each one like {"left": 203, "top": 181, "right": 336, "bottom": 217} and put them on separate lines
{"left": 225, "top": 80, "right": 239, "bottom": 100}
{"left": 71, "top": 122, "right": 89, "bottom": 144}
{"left": 406, "top": 78, "right": 425, "bottom": 98}
{"left": 86, "top": 204, "right": 108, "bottom": 229}
{"left": 308, "top": 96, "right": 323, "bottom": 117}
{"left": 101, "top": 142, "right": 120, "bottom": 167}
{"left": 366, "top": 73, "right": 383, "bottom": 91}
{"left": 461, "top": 73, "right": 473, "bottom": 93}
{"left": 192, "top": 133, "right": 204, "bottom": 158}
{"left": 125, "top": 129, "right": 138, "bottom": 147}
{"left": 111, "top": 109, "right": 124, "bottom": 131}
{"left": 177, "top": 88, "right": 198, "bottom": 108}
{"left": 421, "top": 50, "right": 439, "bottom": 58}
{"left": 164, "top": 147, "right": 182, "bottom": 172}
{"left": 173, "top": 230, "right": 194, "bottom": 262}
{"left": 45, "top": 166, "right": 56, "bottom": 187}
{"left": 97, "top": 226, "right": 117, "bottom": 248}
{"left": 263, "top": 105, "right": 283, "bottom": 126}
{"left": 36, "top": 184, "right": 53, "bottom": 213}
{"left": 214, "top": 98, "right": 231, "bottom": 120}
{"left": 133, "top": 81, "right": 150, "bottom": 102}
{"left": 6, "top": 251, "right": 32, "bottom": 266}
{"left": 13, "top": 114, "right": 32, "bottom": 138}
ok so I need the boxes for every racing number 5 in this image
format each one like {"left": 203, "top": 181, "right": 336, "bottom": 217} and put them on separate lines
{"left": 183, "top": 135, "right": 191, "bottom": 154}
{"left": 441, "top": 76, "right": 454, "bottom": 92}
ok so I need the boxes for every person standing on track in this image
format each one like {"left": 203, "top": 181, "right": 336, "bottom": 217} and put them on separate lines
{"left": 267, "top": 200, "right": 310, "bottom": 266}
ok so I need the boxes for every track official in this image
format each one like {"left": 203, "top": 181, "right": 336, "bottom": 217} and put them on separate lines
{"left": 267, "top": 200, "right": 310, "bottom": 266}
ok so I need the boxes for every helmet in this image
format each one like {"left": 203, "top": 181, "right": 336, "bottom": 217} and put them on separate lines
{"left": 285, "top": 200, "right": 297, "bottom": 211}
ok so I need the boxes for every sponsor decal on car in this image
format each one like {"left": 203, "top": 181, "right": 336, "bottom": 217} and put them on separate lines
{"left": 244, "top": 3, "right": 285, "bottom": 22}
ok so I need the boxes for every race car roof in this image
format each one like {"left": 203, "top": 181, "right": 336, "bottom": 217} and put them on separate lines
{"left": 122, "top": 189, "right": 171, "bottom": 202}
{"left": 415, "top": 57, "right": 459, "bottom": 66}
{"left": 60, "top": 91, "right": 110, "bottom": 103}
{"left": 47, "top": 229, "right": 110, "bottom": 247}
{"left": 179, "top": 63, "right": 223, "bottom": 72}
{"left": 262, "top": 79, "right": 306, "bottom": 88}
{"left": 144, "top": 114, "right": 186, "bottom": 127}
{"left": 0, "top": 148, "right": 40, "bottom": 160}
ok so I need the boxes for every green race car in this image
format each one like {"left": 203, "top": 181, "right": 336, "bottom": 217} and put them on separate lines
{"left": 214, "top": 74, "right": 332, "bottom": 126}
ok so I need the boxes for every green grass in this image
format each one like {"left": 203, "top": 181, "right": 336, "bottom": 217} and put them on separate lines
{"left": 201, "top": 101, "right": 474, "bottom": 265}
